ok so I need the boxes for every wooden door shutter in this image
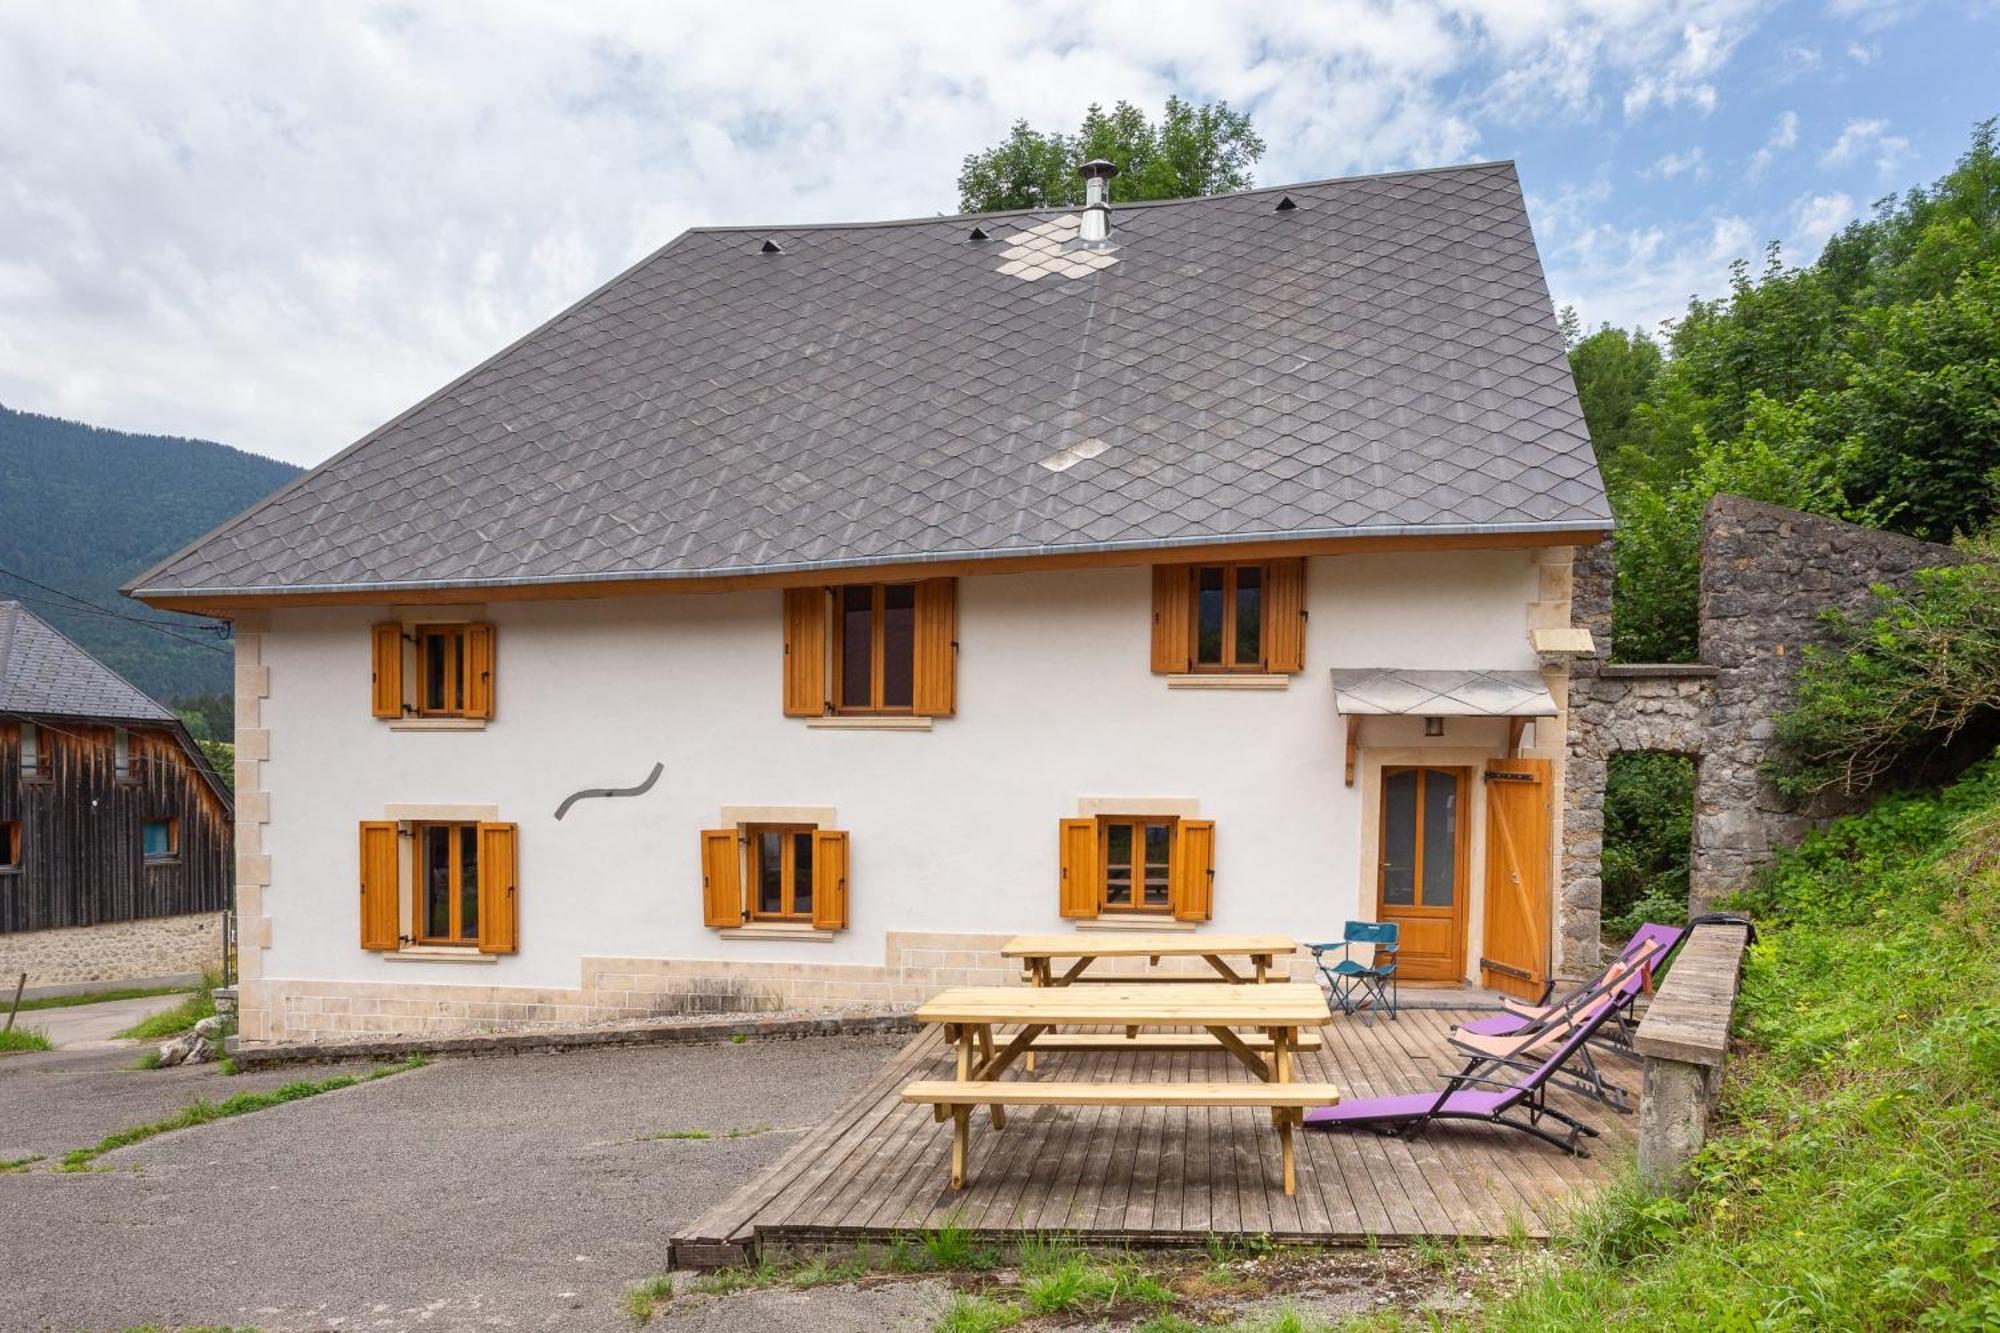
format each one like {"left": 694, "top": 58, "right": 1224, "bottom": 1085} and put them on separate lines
{"left": 463, "top": 623, "right": 497, "bottom": 719}
{"left": 911, "top": 578, "right": 958, "bottom": 716}
{"left": 358, "top": 821, "right": 400, "bottom": 950}
{"left": 782, "top": 588, "right": 828, "bottom": 717}
{"left": 1264, "top": 559, "right": 1307, "bottom": 673}
{"left": 1173, "top": 819, "right": 1216, "bottom": 922}
{"left": 1150, "top": 566, "right": 1191, "bottom": 673}
{"left": 701, "top": 828, "right": 744, "bottom": 927}
{"left": 812, "top": 829, "right": 850, "bottom": 931}
{"left": 370, "top": 624, "right": 404, "bottom": 718}
{"left": 476, "top": 822, "right": 519, "bottom": 954}
{"left": 1058, "top": 817, "right": 1099, "bottom": 919}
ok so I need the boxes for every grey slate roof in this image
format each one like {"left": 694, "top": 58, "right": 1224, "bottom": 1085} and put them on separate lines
{"left": 0, "top": 600, "right": 175, "bottom": 723}
{"left": 130, "top": 160, "right": 1609, "bottom": 599}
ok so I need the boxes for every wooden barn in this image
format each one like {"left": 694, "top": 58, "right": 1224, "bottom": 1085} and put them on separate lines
{"left": 0, "top": 600, "right": 232, "bottom": 991}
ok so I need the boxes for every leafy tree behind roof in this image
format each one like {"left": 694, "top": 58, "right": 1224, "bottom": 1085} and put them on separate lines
{"left": 957, "top": 97, "right": 1266, "bottom": 213}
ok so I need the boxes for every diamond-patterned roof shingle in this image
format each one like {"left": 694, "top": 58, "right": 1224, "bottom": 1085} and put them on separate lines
{"left": 130, "top": 160, "right": 1609, "bottom": 598}
{"left": 0, "top": 600, "right": 175, "bottom": 723}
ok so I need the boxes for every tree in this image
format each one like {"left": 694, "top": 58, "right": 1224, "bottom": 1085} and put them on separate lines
{"left": 957, "top": 97, "right": 1265, "bottom": 213}
{"left": 1563, "top": 317, "right": 1663, "bottom": 484}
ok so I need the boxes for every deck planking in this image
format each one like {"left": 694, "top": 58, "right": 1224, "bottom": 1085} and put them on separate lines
{"left": 669, "top": 1009, "right": 1637, "bottom": 1262}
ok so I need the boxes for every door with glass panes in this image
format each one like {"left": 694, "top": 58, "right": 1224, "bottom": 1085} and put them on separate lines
{"left": 1374, "top": 766, "right": 1470, "bottom": 982}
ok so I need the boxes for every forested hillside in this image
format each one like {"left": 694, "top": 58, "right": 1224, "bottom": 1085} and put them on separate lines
{"left": 0, "top": 403, "right": 300, "bottom": 713}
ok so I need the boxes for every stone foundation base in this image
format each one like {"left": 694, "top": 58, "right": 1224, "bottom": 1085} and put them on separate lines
{"left": 239, "top": 932, "right": 1321, "bottom": 1044}
{"left": 0, "top": 912, "right": 226, "bottom": 991}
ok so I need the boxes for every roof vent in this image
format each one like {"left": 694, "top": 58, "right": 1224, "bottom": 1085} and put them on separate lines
{"left": 760, "top": 239, "right": 783, "bottom": 254}
{"left": 1274, "top": 195, "right": 1299, "bottom": 212}
{"left": 1077, "top": 159, "right": 1118, "bottom": 246}
{"left": 968, "top": 225, "right": 991, "bottom": 242}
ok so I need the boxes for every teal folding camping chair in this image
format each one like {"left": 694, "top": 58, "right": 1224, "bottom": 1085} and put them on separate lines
{"left": 1310, "top": 921, "right": 1399, "bottom": 1021}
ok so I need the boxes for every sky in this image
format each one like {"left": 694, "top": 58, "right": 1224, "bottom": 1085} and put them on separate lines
{"left": 1, "top": 1, "right": 1995, "bottom": 467}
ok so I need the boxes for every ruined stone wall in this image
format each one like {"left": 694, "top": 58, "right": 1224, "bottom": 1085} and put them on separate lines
{"left": 1563, "top": 495, "right": 1966, "bottom": 969}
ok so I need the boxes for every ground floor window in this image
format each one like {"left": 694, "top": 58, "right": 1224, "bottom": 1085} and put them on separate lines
{"left": 0, "top": 820, "right": 19, "bottom": 870}
{"left": 1058, "top": 813, "right": 1214, "bottom": 922}
{"left": 1100, "top": 816, "right": 1175, "bottom": 914}
{"left": 700, "top": 823, "right": 850, "bottom": 931}
{"left": 748, "top": 824, "right": 815, "bottom": 922}
{"left": 141, "top": 817, "right": 179, "bottom": 863}
{"left": 416, "top": 822, "right": 480, "bottom": 945}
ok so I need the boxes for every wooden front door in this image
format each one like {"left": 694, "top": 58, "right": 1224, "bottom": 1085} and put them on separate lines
{"left": 1375, "top": 766, "right": 1469, "bottom": 982}
{"left": 1480, "top": 758, "right": 1553, "bottom": 1001}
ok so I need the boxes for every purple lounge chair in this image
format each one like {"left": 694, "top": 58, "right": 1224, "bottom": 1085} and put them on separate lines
{"left": 1304, "top": 993, "right": 1619, "bottom": 1156}
{"left": 1455, "top": 922, "right": 1685, "bottom": 1049}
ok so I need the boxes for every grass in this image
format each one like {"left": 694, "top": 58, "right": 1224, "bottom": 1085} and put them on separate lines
{"left": 56, "top": 1054, "right": 428, "bottom": 1171}
{"left": 5, "top": 984, "right": 194, "bottom": 1013}
{"left": 911, "top": 1213, "right": 997, "bottom": 1271}
{"left": 646, "top": 1128, "right": 712, "bottom": 1141}
{"left": 933, "top": 1293, "right": 1023, "bottom": 1333}
{"left": 1015, "top": 1236, "right": 1174, "bottom": 1315}
{"left": 621, "top": 1274, "right": 673, "bottom": 1325}
{"left": 2, "top": 1154, "right": 45, "bottom": 1172}
{"left": 115, "top": 972, "right": 219, "bottom": 1042}
{"left": 0, "top": 1025, "right": 53, "bottom": 1053}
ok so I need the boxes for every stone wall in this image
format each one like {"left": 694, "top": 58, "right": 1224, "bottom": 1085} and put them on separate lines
{"left": 0, "top": 910, "right": 226, "bottom": 991}
{"left": 1565, "top": 494, "right": 1967, "bottom": 964}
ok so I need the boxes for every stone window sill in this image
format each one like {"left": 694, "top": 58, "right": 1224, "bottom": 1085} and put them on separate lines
{"left": 389, "top": 717, "right": 489, "bottom": 732}
{"left": 804, "top": 716, "right": 932, "bottom": 732}
{"left": 1166, "top": 673, "right": 1289, "bottom": 691}
{"left": 384, "top": 947, "right": 497, "bottom": 964}
{"left": 1077, "top": 917, "right": 1197, "bottom": 933}
{"left": 719, "top": 923, "right": 838, "bottom": 942}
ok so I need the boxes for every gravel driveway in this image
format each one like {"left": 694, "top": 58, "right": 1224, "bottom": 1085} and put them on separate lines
{"left": 0, "top": 1033, "right": 906, "bottom": 1331}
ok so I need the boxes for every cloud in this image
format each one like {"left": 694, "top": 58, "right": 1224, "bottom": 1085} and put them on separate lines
{"left": 1748, "top": 109, "right": 1801, "bottom": 179}
{"left": 1790, "top": 191, "right": 1857, "bottom": 254}
{"left": 1845, "top": 40, "right": 1878, "bottom": 63}
{"left": 1645, "top": 147, "right": 1709, "bottom": 180}
{"left": 1821, "top": 117, "right": 1912, "bottom": 175}
{"left": 1622, "top": 20, "right": 1746, "bottom": 120}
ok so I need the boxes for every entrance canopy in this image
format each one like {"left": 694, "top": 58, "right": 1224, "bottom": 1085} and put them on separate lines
{"left": 1330, "top": 668, "right": 1558, "bottom": 718}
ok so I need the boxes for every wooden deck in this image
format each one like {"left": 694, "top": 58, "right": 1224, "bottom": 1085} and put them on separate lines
{"left": 670, "top": 1008, "right": 1636, "bottom": 1264}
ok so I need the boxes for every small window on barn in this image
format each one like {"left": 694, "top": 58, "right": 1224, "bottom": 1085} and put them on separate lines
{"left": 114, "top": 728, "right": 134, "bottom": 782}
{"left": 0, "top": 820, "right": 20, "bottom": 871}
{"left": 20, "top": 721, "right": 51, "bottom": 782}
{"left": 142, "top": 817, "right": 179, "bottom": 862}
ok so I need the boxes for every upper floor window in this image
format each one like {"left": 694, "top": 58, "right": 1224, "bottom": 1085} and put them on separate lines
{"left": 1150, "top": 559, "right": 1306, "bottom": 675}
{"left": 114, "top": 728, "right": 134, "bottom": 782}
{"left": 782, "top": 580, "right": 956, "bottom": 718}
{"left": 19, "top": 721, "right": 50, "bottom": 782}
{"left": 371, "top": 622, "right": 496, "bottom": 721}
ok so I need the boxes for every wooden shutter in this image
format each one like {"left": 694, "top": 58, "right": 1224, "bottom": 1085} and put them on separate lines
{"left": 911, "top": 578, "right": 958, "bottom": 716}
{"left": 463, "top": 623, "right": 497, "bottom": 719}
{"left": 1150, "top": 566, "right": 1191, "bottom": 673}
{"left": 1058, "top": 817, "right": 1099, "bottom": 919}
{"left": 1264, "top": 559, "right": 1307, "bottom": 673}
{"left": 812, "top": 829, "right": 850, "bottom": 931}
{"left": 701, "top": 828, "right": 743, "bottom": 927}
{"left": 476, "top": 822, "right": 519, "bottom": 954}
{"left": 782, "top": 588, "right": 828, "bottom": 717}
{"left": 358, "top": 821, "right": 400, "bottom": 950}
{"left": 370, "top": 624, "right": 404, "bottom": 718}
{"left": 1173, "top": 819, "right": 1216, "bottom": 922}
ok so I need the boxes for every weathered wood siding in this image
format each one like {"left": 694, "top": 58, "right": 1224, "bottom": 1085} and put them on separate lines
{"left": 0, "top": 721, "right": 231, "bottom": 934}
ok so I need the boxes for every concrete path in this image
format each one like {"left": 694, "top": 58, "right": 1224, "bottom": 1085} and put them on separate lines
{"left": 0, "top": 1033, "right": 905, "bottom": 1331}
{"left": 9, "top": 992, "right": 191, "bottom": 1049}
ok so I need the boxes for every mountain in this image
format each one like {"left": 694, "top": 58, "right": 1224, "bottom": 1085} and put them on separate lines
{"left": 0, "top": 403, "right": 301, "bottom": 717}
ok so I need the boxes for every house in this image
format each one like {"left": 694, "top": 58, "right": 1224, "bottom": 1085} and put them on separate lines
{"left": 128, "top": 160, "right": 1610, "bottom": 1045}
{"left": 0, "top": 600, "right": 232, "bottom": 989}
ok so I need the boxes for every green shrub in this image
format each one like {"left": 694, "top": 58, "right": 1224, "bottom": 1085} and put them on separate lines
{"left": 0, "top": 1025, "right": 54, "bottom": 1053}
{"left": 1601, "top": 751, "right": 1694, "bottom": 935}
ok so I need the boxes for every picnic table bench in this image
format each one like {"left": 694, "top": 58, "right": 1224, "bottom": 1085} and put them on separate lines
{"left": 902, "top": 982, "right": 1339, "bottom": 1195}
{"left": 1003, "top": 931, "right": 1297, "bottom": 986}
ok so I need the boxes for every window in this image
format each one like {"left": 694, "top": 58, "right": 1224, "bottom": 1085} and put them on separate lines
{"left": 370, "top": 622, "right": 496, "bottom": 720}
{"left": 114, "top": 728, "right": 133, "bottom": 782}
{"left": 357, "top": 820, "right": 517, "bottom": 953}
{"left": 19, "top": 721, "right": 50, "bottom": 781}
{"left": 1058, "top": 814, "right": 1214, "bottom": 921}
{"left": 142, "top": 817, "right": 179, "bottom": 862}
{"left": 782, "top": 580, "right": 956, "bottom": 718}
{"left": 0, "top": 820, "right": 19, "bottom": 871}
{"left": 416, "top": 822, "right": 481, "bottom": 944}
{"left": 700, "top": 824, "right": 849, "bottom": 930}
{"left": 1150, "top": 559, "right": 1306, "bottom": 675}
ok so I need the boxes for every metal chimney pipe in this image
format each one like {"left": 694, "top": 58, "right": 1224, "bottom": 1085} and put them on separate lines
{"left": 1078, "top": 159, "right": 1118, "bottom": 244}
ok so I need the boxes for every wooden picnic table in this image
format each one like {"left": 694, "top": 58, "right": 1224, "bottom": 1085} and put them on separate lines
{"left": 1002, "top": 931, "right": 1298, "bottom": 986}
{"left": 903, "top": 982, "right": 1339, "bottom": 1194}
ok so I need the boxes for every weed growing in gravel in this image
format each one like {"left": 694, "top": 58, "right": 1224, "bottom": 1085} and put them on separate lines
{"left": 912, "top": 1213, "right": 997, "bottom": 1271}
{"left": 58, "top": 1055, "right": 428, "bottom": 1170}
{"left": 0, "top": 1025, "right": 53, "bottom": 1053}
{"left": 932, "top": 1292, "right": 1023, "bottom": 1333}
{"left": 1, "top": 1154, "right": 45, "bottom": 1172}
{"left": 647, "top": 1129, "right": 712, "bottom": 1141}
{"left": 1133, "top": 1315, "right": 1205, "bottom": 1333}
{"left": 787, "top": 1256, "right": 865, "bottom": 1288}
{"left": 729, "top": 1033, "right": 748, "bottom": 1044}
{"left": 115, "top": 973, "right": 219, "bottom": 1041}
{"left": 621, "top": 1274, "right": 673, "bottom": 1324}
{"left": 1023, "top": 1252, "right": 1175, "bottom": 1315}
{"left": 130, "top": 1051, "right": 164, "bottom": 1071}
{"left": 724, "top": 1123, "right": 773, "bottom": 1138}
{"left": 689, "top": 1259, "right": 781, "bottom": 1295}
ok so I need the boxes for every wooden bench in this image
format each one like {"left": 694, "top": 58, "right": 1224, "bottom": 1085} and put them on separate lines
{"left": 1017, "top": 1030, "right": 1324, "bottom": 1053}
{"left": 903, "top": 1079, "right": 1342, "bottom": 1194}
{"left": 1633, "top": 920, "right": 1752, "bottom": 1189}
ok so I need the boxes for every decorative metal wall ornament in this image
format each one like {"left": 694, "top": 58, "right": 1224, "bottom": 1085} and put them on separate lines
{"left": 553, "top": 762, "right": 664, "bottom": 821}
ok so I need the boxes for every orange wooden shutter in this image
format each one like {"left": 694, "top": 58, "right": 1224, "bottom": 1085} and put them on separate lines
{"left": 1058, "top": 817, "right": 1099, "bottom": 919}
{"left": 1264, "top": 559, "right": 1307, "bottom": 673}
{"left": 812, "top": 829, "right": 850, "bottom": 931}
{"left": 701, "top": 828, "right": 743, "bottom": 927}
{"left": 1173, "top": 819, "right": 1216, "bottom": 922}
{"left": 782, "top": 588, "right": 828, "bottom": 716}
{"left": 464, "top": 623, "right": 497, "bottom": 719}
{"left": 1150, "top": 566, "right": 1191, "bottom": 673}
{"left": 370, "top": 624, "right": 403, "bottom": 718}
{"left": 358, "top": 821, "right": 400, "bottom": 950}
{"left": 476, "top": 822, "right": 519, "bottom": 954}
{"left": 911, "top": 578, "right": 958, "bottom": 716}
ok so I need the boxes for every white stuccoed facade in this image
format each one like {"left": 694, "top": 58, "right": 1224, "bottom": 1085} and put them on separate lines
{"left": 233, "top": 547, "right": 1577, "bottom": 1042}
